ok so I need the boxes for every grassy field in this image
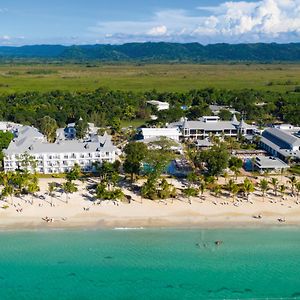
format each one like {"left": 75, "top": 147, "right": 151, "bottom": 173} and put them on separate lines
{"left": 0, "top": 63, "right": 300, "bottom": 93}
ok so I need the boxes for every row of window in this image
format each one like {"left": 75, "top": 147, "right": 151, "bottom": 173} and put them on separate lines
{"left": 7, "top": 152, "right": 113, "bottom": 160}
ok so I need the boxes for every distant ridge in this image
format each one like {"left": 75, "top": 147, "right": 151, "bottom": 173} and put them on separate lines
{"left": 0, "top": 42, "right": 300, "bottom": 62}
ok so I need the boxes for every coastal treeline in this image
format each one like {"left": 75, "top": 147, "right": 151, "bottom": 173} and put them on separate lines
{"left": 0, "top": 88, "right": 299, "bottom": 127}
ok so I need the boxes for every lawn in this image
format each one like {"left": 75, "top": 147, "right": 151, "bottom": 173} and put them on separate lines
{"left": 0, "top": 63, "right": 300, "bottom": 93}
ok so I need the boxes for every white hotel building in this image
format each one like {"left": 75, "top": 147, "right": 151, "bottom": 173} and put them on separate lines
{"left": 3, "top": 126, "right": 118, "bottom": 174}
{"left": 169, "top": 115, "right": 257, "bottom": 141}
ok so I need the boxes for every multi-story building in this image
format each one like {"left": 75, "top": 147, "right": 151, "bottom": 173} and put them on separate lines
{"left": 169, "top": 115, "right": 257, "bottom": 141}
{"left": 3, "top": 126, "right": 118, "bottom": 174}
{"left": 140, "top": 128, "right": 181, "bottom": 142}
{"left": 260, "top": 127, "right": 300, "bottom": 162}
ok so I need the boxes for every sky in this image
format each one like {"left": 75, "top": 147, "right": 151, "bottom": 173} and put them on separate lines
{"left": 1, "top": 0, "right": 300, "bottom": 46}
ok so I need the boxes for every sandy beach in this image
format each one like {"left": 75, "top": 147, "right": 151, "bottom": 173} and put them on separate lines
{"left": 1, "top": 176, "right": 300, "bottom": 230}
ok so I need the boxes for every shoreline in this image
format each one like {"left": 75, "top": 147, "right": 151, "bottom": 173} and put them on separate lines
{"left": 1, "top": 177, "right": 300, "bottom": 231}
{"left": 1, "top": 214, "right": 300, "bottom": 231}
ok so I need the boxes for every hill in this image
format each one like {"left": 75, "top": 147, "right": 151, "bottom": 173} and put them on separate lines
{"left": 0, "top": 42, "right": 300, "bottom": 62}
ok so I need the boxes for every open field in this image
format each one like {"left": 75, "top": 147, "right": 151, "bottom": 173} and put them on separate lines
{"left": 0, "top": 63, "right": 300, "bottom": 93}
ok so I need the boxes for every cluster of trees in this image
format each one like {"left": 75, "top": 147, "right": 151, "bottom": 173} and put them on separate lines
{"left": 0, "top": 88, "right": 299, "bottom": 136}
{"left": 0, "top": 171, "right": 39, "bottom": 204}
{"left": 124, "top": 138, "right": 178, "bottom": 200}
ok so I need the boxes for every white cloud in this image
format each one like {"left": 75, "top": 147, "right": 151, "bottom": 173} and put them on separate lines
{"left": 89, "top": 0, "right": 300, "bottom": 44}
{"left": 147, "top": 25, "right": 168, "bottom": 36}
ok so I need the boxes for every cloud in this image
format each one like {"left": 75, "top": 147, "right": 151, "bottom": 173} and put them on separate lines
{"left": 89, "top": 0, "right": 300, "bottom": 44}
{"left": 147, "top": 25, "right": 168, "bottom": 36}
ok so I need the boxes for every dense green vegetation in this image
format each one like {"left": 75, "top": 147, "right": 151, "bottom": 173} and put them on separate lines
{"left": 1, "top": 42, "right": 300, "bottom": 62}
{"left": 1, "top": 63, "right": 300, "bottom": 93}
{"left": 0, "top": 87, "right": 298, "bottom": 128}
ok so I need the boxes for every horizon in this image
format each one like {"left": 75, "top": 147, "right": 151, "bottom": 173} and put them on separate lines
{"left": 1, "top": 41, "right": 300, "bottom": 48}
{"left": 1, "top": 0, "right": 300, "bottom": 46}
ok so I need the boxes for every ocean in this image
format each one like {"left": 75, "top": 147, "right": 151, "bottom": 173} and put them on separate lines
{"left": 0, "top": 228, "right": 300, "bottom": 300}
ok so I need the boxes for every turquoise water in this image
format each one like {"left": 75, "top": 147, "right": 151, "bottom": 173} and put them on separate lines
{"left": 1, "top": 228, "right": 300, "bottom": 300}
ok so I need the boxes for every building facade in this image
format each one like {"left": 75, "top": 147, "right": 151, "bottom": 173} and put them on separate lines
{"left": 260, "top": 127, "right": 300, "bottom": 162}
{"left": 140, "top": 128, "right": 181, "bottom": 142}
{"left": 3, "top": 126, "right": 118, "bottom": 174}
{"left": 169, "top": 115, "right": 257, "bottom": 141}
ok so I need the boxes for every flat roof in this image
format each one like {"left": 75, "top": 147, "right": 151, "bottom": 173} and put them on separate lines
{"left": 255, "top": 156, "right": 289, "bottom": 169}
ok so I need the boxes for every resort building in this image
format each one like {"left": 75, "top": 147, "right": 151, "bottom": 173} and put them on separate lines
{"left": 209, "top": 105, "right": 240, "bottom": 116}
{"left": 56, "top": 122, "right": 99, "bottom": 140}
{"left": 169, "top": 115, "right": 257, "bottom": 141}
{"left": 147, "top": 100, "right": 170, "bottom": 111}
{"left": 0, "top": 121, "right": 22, "bottom": 133}
{"left": 3, "top": 126, "right": 118, "bottom": 174}
{"left": 260, "top": 127, "right": 300, "bottom": 162}
{"left": 254, "top": 156, "right": 289, "bottom": 173}
{"left": 140, "top": 128, "right": 181, "bottom": 142}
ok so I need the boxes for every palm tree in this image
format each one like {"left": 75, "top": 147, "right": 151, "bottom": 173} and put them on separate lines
{"left": 187, "top": 172, "right": 198, "bottom": 188}
{"left": 259, "top": 179, "right": 269, "bottom": 201}
{"left": 213, "top": 184, "right": 222, "bottom": 199}
{"left": 62, "top": 181, "right": 78, "bottom": 203}
{"left": 243, "top": 178, "right": 255, "bottom": 201}
{"left": 2, "top": 184, "right": 14, "bottom": 205}
{"left": 183, "top": 187, "right": 198, "bottom": 204}
{"left": 270, "top": 177, "right": 279, "bottom": 196}
{"left": 279, "top": 184, "right": 286, "bottom": 200}
{"left": 48, "top": 182, "right": 56, "bottom": 206}
{"left": 230, "top": 166, "right": 241, "bottom": 180}
{"left": 230, "top": 183, "right": 239, "bottom": 203}
{"left": 223, "top": 171, "right": 229, "bottom": 184}
{"left": 289, "top": 176, "right": 297, "bottom": 196}
{"left": 295, "top": 182, "right": 300, "bottom": 202}
{"left": 199, "top": 180, "right": 206, "bottom": 198}
{"left": 27, "top": 179, "right": 40, "bottom": 204}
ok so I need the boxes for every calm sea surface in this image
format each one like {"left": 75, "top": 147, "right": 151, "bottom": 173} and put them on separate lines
{"left": 0, "top": 228, "right": 300, "bottom": 300}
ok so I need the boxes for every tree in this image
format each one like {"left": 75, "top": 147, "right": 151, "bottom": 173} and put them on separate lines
{"left": 18, "top": 152, "right": 37, "bottom": 173}
{"left": 295, "top": 182, "right": 300, "bottom": 202}
{"left": 229, "top": 157, "right": 243, "bottom": 169}
{"left": 223, "top": 171, "right": 229, "bottom": 184}
{"left": 186, "top": 104, "right": 212, "bottom": 120}
{"left": 144, "top": 137, "right": 176, "bottom": 180}
{"left": 0, "top": 131, "right": 14, "bottom": 167}
{"left": 270, "top": 178, "right": 279, "bottom": 196}
{"left": 187, "top": 172, "right": 198, "bottom": 188}
{"left": 227, "top": 179, "right": 239, "bottom": 203}
{"left": 199, "top": 180, "right": 207, "bottom": 196}
{"left": 279, "top": 184, "right": 286, "bottom": 199}
{"left": 218, "top": 109, "right": 232, "bottom": 121}
{"left": 289, "top": 176, "right": 297, "bottom": 196}
{"left": 109, "top": 117, "right": 121, "bottom": 134}
{"left": 66, "top": 163, "right": 81, "bottom": 181}
{"left": 2, "top": 184, "right": 14, "bottom": 205}
{"left": 230, "top": 166, "right": 241, "bottom": 180}
{"left": 231, "top": 184, "right": 240, "bottom": 203}
{"left": 28, "top": 181, "right": 40, "bottom": 204}
{"left": 62, "top": 181, "right": 78, "bottom": 203}
{"left": 259, "top": 179, "right": 269, "bottom": 201}
{"left": 213, "top": 184, "right": 222, "bottom": 198}
{"left": 242, "top": 178, "right": 255, "bottom": 201}
{"left": 48, "top": 182, "right": 56, "bottom": 206}
{"left": 197, "top": 144, "right": 229, "bottom": 177}
{"left": 75, "top": 118, "right": 89, "bottom": 139}
{"left": 183, "top": 187, "right": 198, "bottom": 204}
{"left": 38, "top": 116, "right": 58, "bottom": 142}
{"left": 123, "top": 142, "right": 148, "bottom": 182}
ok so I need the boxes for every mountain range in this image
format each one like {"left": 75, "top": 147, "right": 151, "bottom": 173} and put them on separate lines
{"left": 0, "top": 42, "right": 300, "bottom": 62}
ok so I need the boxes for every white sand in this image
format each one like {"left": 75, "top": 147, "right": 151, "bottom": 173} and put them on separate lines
{"left": 0, "top": 176, "right": 300, "bottom": 230}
